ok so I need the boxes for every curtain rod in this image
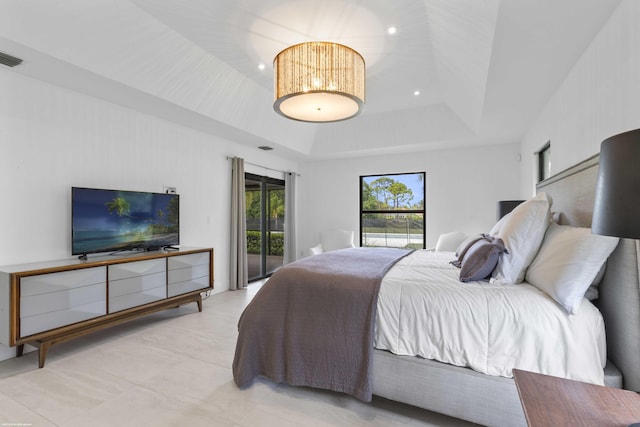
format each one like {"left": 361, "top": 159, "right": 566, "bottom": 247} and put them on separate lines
{"left": 226, "top": 156, "right": 300, "bottom": 176}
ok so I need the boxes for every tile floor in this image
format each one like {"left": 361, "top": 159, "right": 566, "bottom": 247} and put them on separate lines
{"left": 0, "top": 282, "right": 474, "bottom": 426}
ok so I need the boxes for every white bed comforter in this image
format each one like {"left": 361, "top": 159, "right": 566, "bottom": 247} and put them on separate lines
{"left": 374, "top": 250, "right": 607, "bottom": 385}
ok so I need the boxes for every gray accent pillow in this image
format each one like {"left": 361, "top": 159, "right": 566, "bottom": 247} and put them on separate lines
{"left": 584, "top": 262, "right": 607, "bottom": 300}
{"left": 459, "top": 236, "right": 507, "bottom": 282}
{"left": 452, "top": 234, "right": 483, "bottom": 267}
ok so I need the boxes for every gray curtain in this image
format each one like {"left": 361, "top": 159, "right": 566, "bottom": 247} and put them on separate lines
{"left": 230, "top": 157, "right": 248, "bottom": 290}
{"left": 284, "top": 172, "right": 297, "bottom": 264}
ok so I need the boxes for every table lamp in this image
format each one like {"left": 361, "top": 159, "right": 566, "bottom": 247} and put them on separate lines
{"left": 592, "top": 129, "right": 640, "bottom": 239}
{"left": 592, "top": 129, "right": 640, "bottom": 427}
{"left": 497, "top": 200, "right": 524, "bottom": 220}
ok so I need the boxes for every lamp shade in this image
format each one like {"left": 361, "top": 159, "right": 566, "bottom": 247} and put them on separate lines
{"left": 592, "top": 129, "right": 640, "bottom": 239}
{"left": 497, "top": 200, "right": 524, "bottom": 220}
{"left": 273, "top": 42, "right": 365, "bottom": 123}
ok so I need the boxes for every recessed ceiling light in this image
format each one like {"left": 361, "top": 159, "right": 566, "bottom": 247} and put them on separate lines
{"left": 414, "top": 90, "right": 420, "bottom": 96}
{"left": 258, "top": 63, "right": 265, "bottom": 70}
{"left": 258, "top": 145, "right": 273, "bottom": 151}
{"left": 387, "top": 27, "right": 397, "bottom": 35}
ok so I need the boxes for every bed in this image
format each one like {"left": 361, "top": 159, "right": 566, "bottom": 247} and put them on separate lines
{"left": 233, "top": 155, "right": 640, "bottom": 427}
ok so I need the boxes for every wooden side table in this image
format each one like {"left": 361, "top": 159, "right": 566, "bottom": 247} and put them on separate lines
{"left": 513, "top": 369, "right": 640, "bottom": 427}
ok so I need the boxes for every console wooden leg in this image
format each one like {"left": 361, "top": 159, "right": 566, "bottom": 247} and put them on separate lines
{"left": 196, "top": 295, "right": 203, "bottom": 312}
{"left": 16, "top": 344, "right": 24, "bottom": 357}
{"left": 39, "top": 342, "right": 51, "bottom": 368}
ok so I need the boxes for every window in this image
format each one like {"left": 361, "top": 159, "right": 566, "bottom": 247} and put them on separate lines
{"left": 360, "top": 172, "right": 425, "bottom": 249}
{"left": 537, "top": 142, "right": 551, "bottom": 182}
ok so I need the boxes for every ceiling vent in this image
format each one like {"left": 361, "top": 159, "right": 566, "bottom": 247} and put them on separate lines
{"left": 0, "top": 51, "right": 23, "bottom": 67}
{"left": 258, "top": 146, "right": 274, "bottom": 151}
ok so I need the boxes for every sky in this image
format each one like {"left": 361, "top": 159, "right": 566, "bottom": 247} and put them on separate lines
{"left": 362, "top": 172, "right": 424, "bottom": 206}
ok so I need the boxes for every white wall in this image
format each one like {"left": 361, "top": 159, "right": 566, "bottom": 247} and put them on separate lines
{"left": 297, "top": 143, "right": 522, "bottom": 255}
{"left": 520, "top": 0, "right": 640, "bottom": 193}
{"left": 0, "top": 68, "right": 297, "bottom": 276}
{"left": 0, "top": 69, "right": 297, "bottom": 359}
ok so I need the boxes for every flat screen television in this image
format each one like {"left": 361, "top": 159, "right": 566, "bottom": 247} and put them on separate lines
{"left": 72, "top": 187, "right": 179, "bottom": 256}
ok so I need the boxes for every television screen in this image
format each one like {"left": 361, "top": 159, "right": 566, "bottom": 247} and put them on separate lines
{"left": 72, "top": 187, "right": 179, "bottom": 255}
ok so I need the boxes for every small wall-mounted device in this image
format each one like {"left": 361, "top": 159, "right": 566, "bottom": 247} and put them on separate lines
{"left": 163, "top": 186, "right": 177, "bottom": 194}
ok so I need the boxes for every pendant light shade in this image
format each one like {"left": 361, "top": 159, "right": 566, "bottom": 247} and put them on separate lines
{"left": 273, "top": 42, "right": 365, "bottom": 123}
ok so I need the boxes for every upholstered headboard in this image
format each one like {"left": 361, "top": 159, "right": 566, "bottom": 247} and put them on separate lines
{"left": 537, "top": 154, "right": 640, "bottom": 391}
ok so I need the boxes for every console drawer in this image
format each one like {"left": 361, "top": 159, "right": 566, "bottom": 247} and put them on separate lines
{"left": 167, "top": 263, "right": 209, "bottom": 285}
{"left": 109, "top": 259, "right": 165, "bottom": 281}
{"left": 167, "top": 252, "right": 210, "bottom": 270}
{"left": 20, "top": 267, "right": 106, "bottom": 297}
{"left": 168, "top": 275, "right": 210, "bottom": 297}
{"left": 21, "top": 300, "right": 106, "bottom": 337}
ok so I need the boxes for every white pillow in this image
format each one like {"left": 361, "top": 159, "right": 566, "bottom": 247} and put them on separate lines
{"left": 490, "top": 192, "right": 552, "bottom": 284}
{"left": 435, "top": 231, "right": 467, "bottom": 252}
{"left": 488, "top": 211, "right": 508, "bottom": 236}
{"left": 525, "top": 223, "right": 619, "bottom": 314}
{"left": 320, "top": 229, "right": 355, "bottom": 252}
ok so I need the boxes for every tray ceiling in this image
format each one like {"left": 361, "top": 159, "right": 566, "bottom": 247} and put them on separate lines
{"left": 0, "top": 0, "right": 621, "bottom": 159}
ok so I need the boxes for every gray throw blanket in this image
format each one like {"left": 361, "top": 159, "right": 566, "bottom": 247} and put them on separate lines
{"left": 232, "top": 247, "right": 412, "bottom": 402}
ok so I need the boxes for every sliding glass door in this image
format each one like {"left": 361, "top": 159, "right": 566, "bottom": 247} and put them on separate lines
{"left": 245, "top": 173, "right": 285, "bottom": 281}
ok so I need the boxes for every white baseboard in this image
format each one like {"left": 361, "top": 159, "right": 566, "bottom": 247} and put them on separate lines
{"left": 0, "top": 343, "right": 36, "bottom": 362}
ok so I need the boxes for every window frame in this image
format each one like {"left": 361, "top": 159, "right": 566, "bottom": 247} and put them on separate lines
{"left": 359, "top": 171, "right": 426, "bottom": 249}
{"left": 537, "top": 142, "right": 551, "bottom": 182}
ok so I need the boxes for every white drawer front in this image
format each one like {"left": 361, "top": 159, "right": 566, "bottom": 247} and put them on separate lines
{"left": 168, "top": 276, "right": 210, "bottom": 297}
{"left": 109, "top": 259, "right": 166, "bottom": 281}
{"left": 21, "top": 282, "right": 106, "bottom": 317}
{"left": 167, "top": 263, "right": 209, "bottom": 285}
{"left": 109, "top": 286, "right": 167, "bottom": 313}
{"left": 109, "top": 271, "right": 166, "bottom": 298}
{"left": 20, "top": 300, "right": 106, "bottom": 337}
{"left": 167, "top": 252, "right": 209, "bottom": 270}
{"left": 21, "top": 267, "right": 106, "bottom": 297}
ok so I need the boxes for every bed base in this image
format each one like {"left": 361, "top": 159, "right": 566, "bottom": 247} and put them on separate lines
{"left": 373, "top": 349, "right": 623, "bottom": 427}
{"left": 372, "top": 349, "right": 525, "bottom": 426}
